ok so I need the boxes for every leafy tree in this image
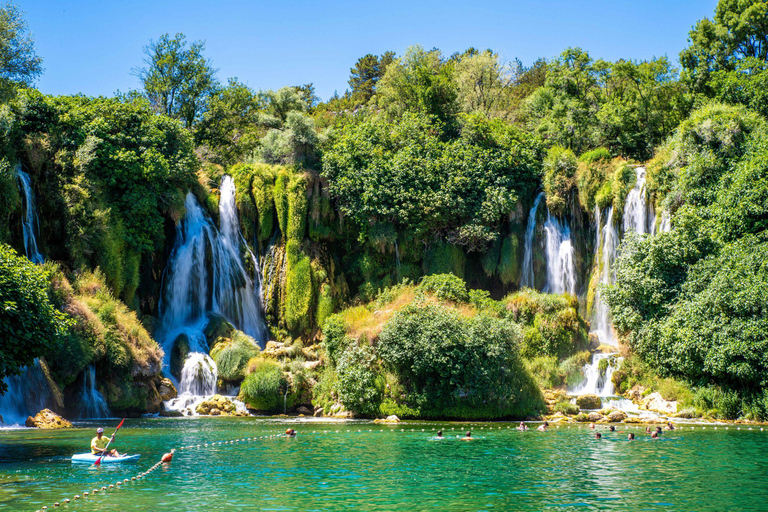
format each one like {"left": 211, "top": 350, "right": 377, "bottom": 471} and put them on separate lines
{"left": 348, "top": 51, "right": 395, "bottom": 103}
{"left": 195, "top": 78, "right": 263, "bottom": 165}
{"left": 134, "top": 33, "right": 218, "bottom": 128}
{"left": 376, "top": 45, "right": 458, "bottom": 124}
{"left": 0, "top": 3, "right": 43, "bottom": 99}
{"left": 0, "top": 245, "right": 70, "bottom": 394}
{"left": 262, "top": 86, "right": 306, "bottom": 123}
{"left": 453, "top": 49, "right": 517, "bottom": 118}
{"left": 680, "top": 0, "right": 768, "bottom": 94}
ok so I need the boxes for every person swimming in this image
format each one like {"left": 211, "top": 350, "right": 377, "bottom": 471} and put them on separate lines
{"left": 589, "top": 423, "right": 596, "bottom": 430}
{"left": 436, "top": 430, "right": 444, "bottom": 439}
{"left": 667, "top": 421, "right": 675, "bottom": 430}
{"left": 628, "top": 433, "right": 635, "bottom": 440}
{"left": 91, "top": 427, "right": 119, "bottom": 457}
{"left": 595, "top": 432, "right": 602, "bottom": 439}
{"left": 645, "top": 426, "right": 652, "bottom": 434}
{"left": 537, "top": 421, "right": 549, "bottom": 432}
{"left": 517, "top": 421, "right": 528, "bottom": 431}
{"left": 656, "top": 426, "right": 663, "bottom": 435}
{"left": 461, "top": 431, "right": 472, "bottom": 440}
{"left": 651, "top": 431, "right": 659, "bottom": 439}
{"left": 609, "top": 425, "right": 616, "bottom": 432}
{"left": 285, "top": 428, "right": 297, "bottom": 437}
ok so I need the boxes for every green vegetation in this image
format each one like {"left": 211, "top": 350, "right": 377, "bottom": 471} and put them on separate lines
{"left": 0, "top": 244, "right": 69, "bottom": 393}
{"left": 239, "top": 358, "right": 287, "bottom": 412}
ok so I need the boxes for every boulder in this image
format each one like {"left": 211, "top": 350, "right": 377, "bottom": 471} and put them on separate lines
{"left": 159, "top": 409, "right": 184, "bottom": 417}
{"left": 296, "top": 405, "right": 312, "bottom": 415}
{"left": 195, "top": 395, "right": 237, "bottom": 416}
{"left": 313, "top": 405, "right": 324, "bottom": 417}
{"left": 626, "top": 384, "right": 647, "bottom": 402}
{"left": 386, "top": 415, "right": 400, "bottom": 423}
{"left": 169, "top": 333, "right": 190, "bottom": 381}
{"left": 640, "top": 392, "right": 678, "bottom": 414}
{"left": 587, "top": 412, "right": 604, "bottom": 422}
{"left": 262, "top": 341, "right": 289, "bottom": 359}
{"left": 203, "top": 313, "right": 236, "bottom": 346}
{"left": 25, "top": 409, "right": 72, "bottom": 429}
{"left": 158, "top": 378, "right": 178, "bottom": 401}
{"left": 303, "top": 360, "right": 322, "bottom": 370}
{"left": 576, "top": 394, "right": 602, "bottom": 410}
{"left": 607, "top": 410, "right": 628, "bottom": 422}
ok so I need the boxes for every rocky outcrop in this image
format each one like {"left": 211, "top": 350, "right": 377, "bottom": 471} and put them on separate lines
{"left": 374, "top": 415, "right": 401, "bottom": 424}
{"left": 25, "top": 409, "right": 72, "bottom": 429}
{"left": 576, "top": 394, "right": 602, "bottom": 410}
{"left": 607, "top": 410, "right": 627, "bottom": 422}
{"left": 587, "top": 412, "right": 603, "bottom": 422}
{"left": 194, "top": 394, "right": 247, "bottom": 416}
{"left": 640, "top": 392, "right": 678, "bottom": 414}
{"left": 158, "top": 378, "right": 177, "bottom": 401}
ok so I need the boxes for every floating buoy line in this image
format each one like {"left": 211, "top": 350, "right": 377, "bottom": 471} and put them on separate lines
{"left": 30, "top": 422, "right": 767, "bottom": 511}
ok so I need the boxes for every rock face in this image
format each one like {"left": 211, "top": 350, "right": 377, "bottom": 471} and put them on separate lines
{"left": 169, "top": 333, "right": 190, "bottom": 381}
{"left": 158, "top": 378, "right": 178, "bottom": 401}
{"left": 607, "top": 410, "right": 628, "bottom": 422}
{"left": 296, "top": 405, "right": 312, "bottom": 415}
{"left": 195, "top": 395, "right": 237, "bottom": 416}
{"left": 576, "top": 394, "right": 602, "bottom": 410}
{"left": 25, "top": 409, "right": 72, "bottom": 429}
{"left": 640, "top": 392, "right": 678, "bottom": 414}
{"left": 587, "top": 412, "right": 603, "bottom": 422}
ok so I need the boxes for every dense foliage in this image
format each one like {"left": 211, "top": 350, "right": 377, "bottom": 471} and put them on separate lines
{"left": 0, "top": 244, "right": 69, "bottom": 393}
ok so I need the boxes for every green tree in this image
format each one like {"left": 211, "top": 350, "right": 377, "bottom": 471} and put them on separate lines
{"left": 454, "top": 49, "right": 516, "bottom": 118}
{"left": 0, "top": 245, "right": 69, "bottom": 394}
{"left": 195, "top": 78, "right": 263, "bottom": 165}
{"left": 348, "top": 51, "right": 396, "bottom": 103}
{"left": 680, "top": 0, "right": 768, "bottom": 94}
{"left": 134, "top": 33, "right": 218, "bottom": 128}
{"left": 0, "top": 3, "right": 43, "bottom": 99}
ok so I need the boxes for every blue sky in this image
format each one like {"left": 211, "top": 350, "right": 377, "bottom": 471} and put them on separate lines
{"left": 23, "top": 0, "right": 717, "bottom": 102}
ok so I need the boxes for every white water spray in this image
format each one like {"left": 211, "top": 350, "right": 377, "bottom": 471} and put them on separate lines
{"left": 521, "top": 193, "right": 545, "bottom": 288}
{"left": 16, "top": 168, "right": 44, "bottom": 264}
{"left": 592, "top": 207, "right": 618, "bottom": 345}
{"left": 78, "top": 366, "right": 110, "bottom": 419}
{"left": 0, "top": 360, "right": 52, "bottom": 426}
{"left": 543, "top": 210, "right": 576, "bottom": 295}
{"left": 571, "top": 353, "right": 617, "bottom": 397}
{"left": 623, "top": 167, "right": 650, "bottom": 235}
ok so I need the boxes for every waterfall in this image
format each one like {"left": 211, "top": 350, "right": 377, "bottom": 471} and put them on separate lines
{"left": 592, "top": 207, "right": 618, "bottom": 346}
{"left": 623, "top": 167, "right": 649, "bottom": 235}
{"left": 158, "top": 176, "right": 267, "bottom": 399}
{"left": 521, "top": 193, "right": 545, "bottom": 288}
{"left": 543, "top": 210, "right": 576, "bottom": 295}
{"left": 78, "top": 366, "right": 110, "bottom": 419}
{"left": 178, "top": 353, "right": 218, "bottom": 396}
{"left": 659, "top": 211, "right": 672, "bottom": 233}
{"left": 571, "top": 353, "right": 617, "bottom": 397}
{"left": 0, "top": 360, "right": 52, "bottom": 426}
{"left": 16, "top": 168, "right": 44, "bottom": 264}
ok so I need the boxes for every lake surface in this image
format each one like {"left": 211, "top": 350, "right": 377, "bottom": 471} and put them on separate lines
{"left": 2, "top": 418, "right": 767, "bottom": 511}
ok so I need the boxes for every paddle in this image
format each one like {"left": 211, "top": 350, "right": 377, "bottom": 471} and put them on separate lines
{"left": 94, "top": 418, "right": 125, "bottom": 466}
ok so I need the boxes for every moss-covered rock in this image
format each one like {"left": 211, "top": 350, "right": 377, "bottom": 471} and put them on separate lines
{"left": 195, "top": 394, "right": 238, "bottom": 416}
{"left": 169, "top": 333, "right": 190, "bottom": 382}
{"left": 576, "top": 394, "right": 602, "bottom": 410}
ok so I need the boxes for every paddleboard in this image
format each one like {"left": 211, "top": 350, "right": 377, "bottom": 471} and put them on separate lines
{"left": 71, "top": 453, "right": 140, "bottom": 463}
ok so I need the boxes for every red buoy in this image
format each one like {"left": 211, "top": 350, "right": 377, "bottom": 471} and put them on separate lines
{"left": 161, "top": 449, "right": 175, "bottom": 463}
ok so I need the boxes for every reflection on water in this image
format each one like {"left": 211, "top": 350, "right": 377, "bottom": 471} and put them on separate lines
{"left": 1, "top": 419, "right": 768, "bottom": 511}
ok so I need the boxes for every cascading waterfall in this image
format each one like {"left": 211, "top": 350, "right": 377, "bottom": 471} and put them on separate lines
{"left": 659, "top": 211, "right": 672, "bottom": 233}
{"left": 543, "top": 210, "right": 576, "bottom": 295}
{"left": 158, "top": 176, "right": 267, "bottom": 413}
{"left": 623, "top": 167, "right": 650, "bottom": 235}
{"left": 592, "top": 206, "right": 618, "bottom": 346}
{"left": 16, "top": 167, "right": 44, "bottom": 264}
{"left": 78, "top": 366, "right": 110, "bottom": 419}
{"left": 571, "top": 353, "right": 617, "bottom": 397}
{"left": 0, "top": 360, "right": 52, "bottom": 426}
{"left": 521, "top": 193, "right": 545, "bottom": 288}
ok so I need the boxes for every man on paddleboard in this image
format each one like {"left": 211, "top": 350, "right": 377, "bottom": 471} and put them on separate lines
{"left": 91, "top": 427, "right": 120, "bottom": 457}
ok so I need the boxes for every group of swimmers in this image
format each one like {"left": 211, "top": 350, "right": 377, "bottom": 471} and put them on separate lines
{"left": 593, "top": 422, "right": 674, "bottom": 440}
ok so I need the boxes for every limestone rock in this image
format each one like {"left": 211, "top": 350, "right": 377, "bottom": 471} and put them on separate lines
{"left": 576, "top": 394, "right": 602, "bottom": 410}
{"left": 169, "top": 333, "right": 190, "bottom": 381}
{"left": 303, "top": 360, "right": 322, "bottom": 370}
{"left": 159, "top": 409, "right": 184, "bottom": 417}
{"left": 262, "top": 341, "right": 289, "bottom": 359}
{"left": 587, "top": 412, "right": 604, "bottom": 422}
{"left": 203, "top": 313, "right": 235, "bottom": 346}
{"left": 195, "top": 395, "right": 237, "bottom": 416}
{"left": 640, "top": 392, "right": 678, "bottom": 414}
{"left": 607, "top": 410, "right": 627, "bottom": 422}
{"left": 626, "top": 384, "right": 647, "bottom": 402}
{"left": 313, "top": 405, "right": 324, "bottom": 417}
{"left": 296, "top": 405, "right": 312, "bottom": 415}
{"left": 25, "top": 409, "right": 72, "bottom": 429}
{"left": 158, "top": 378, "right": 178, "bottom": 401}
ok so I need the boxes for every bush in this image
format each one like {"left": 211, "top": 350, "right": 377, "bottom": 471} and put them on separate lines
{"left": 525, "top": 355, "right": 562, "bottom": 389}
{"left": 418, "top": 273, "right": 469, "bottom": 303}
{"left": 554, "top": 401, "right": 579, "bottom": 415}
{"left": 336, "top": 342, "right": 381, "bottom": 417}
{"left": 211, "top": 331, "right": 260, "bottom": 383}
{"left": 284, "top": 240, "right": 314, "bottom": 334}
{"left": 240, "top": 358, "right": 287, "bottom": 412}
{"left": 542, "top": 146, "right": 578, "bottom": 216}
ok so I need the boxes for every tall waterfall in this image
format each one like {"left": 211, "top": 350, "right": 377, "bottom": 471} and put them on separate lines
{"left": 543, "top": 210, "right": 576, "bottom": 295}
{"left": 16, "top": 168, "right": 44, "bottom": 264}
{"left": 592, "top": 206, "right": 618, "bottom": 345}
{"left": 0, "top": 360, "right": 52, "bottom": 426}
{"left": 158, "top": 176, "right": 267, "bottom": 405}
{"left": 521, "top": 193, "right": 545, "bottom": 288}
{"left": 78, "top": 366, "right": 110, "bottom": 419}
{"left": 571, "top": 353, "right": 616, "bottom": 397}
{"left": 623, "top": 167, "right": 649, "bottom": 235}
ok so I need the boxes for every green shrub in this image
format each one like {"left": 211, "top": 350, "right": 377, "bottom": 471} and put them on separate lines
{"left": 337, "top": 342, "right": 382, "bottom": 417}
{"left": 212, "top": 332, "right": 260, "bottom": 383}
{"left": 554, "top": 400, "right": 579, "bottom": 415}
{"left": 320, "top": 314, "right": 349, "bottom": 366}
{"left": 418, "top": 273, "right": 469, "bottom": 303}
{"left": 286, "top": 174, "right": 308, "bottom": 241}
{"left": 524, "top": 355, "right": 563, "bottom": 389}
{"left": 543, "top": 146, "right": 578, "bottom": 216}
{"left": 284, "top": 240, "right": 314, "bottom": 334}
{"left": 579, "top": 147, "right": 611, "bottom": 163}
{"left": 240, "top": 358, "right": 287, "bottom": 412}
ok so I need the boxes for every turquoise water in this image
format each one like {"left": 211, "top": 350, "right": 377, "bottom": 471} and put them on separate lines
{"left": 2, "top": 418, "right": 768, "bottom": 511}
